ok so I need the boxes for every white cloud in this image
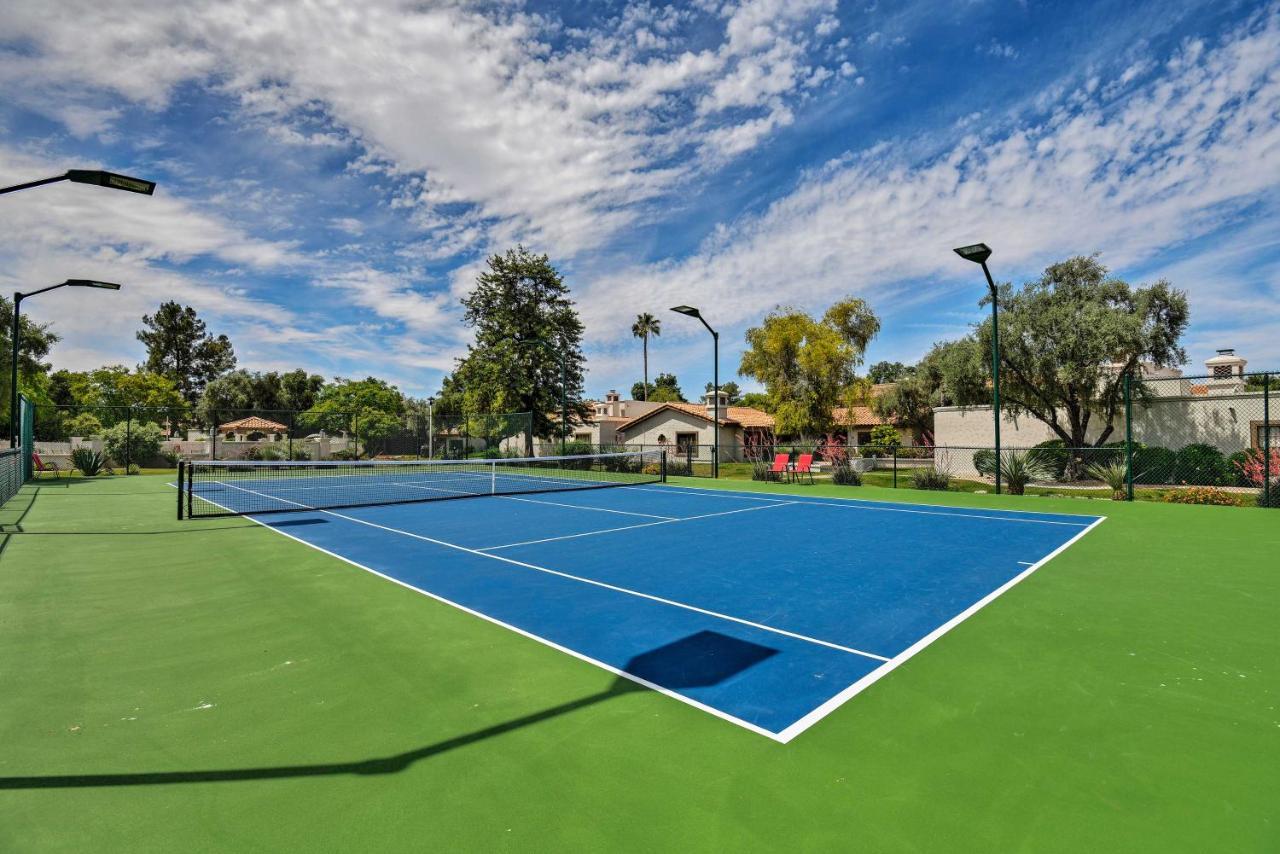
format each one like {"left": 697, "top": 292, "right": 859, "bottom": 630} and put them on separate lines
{"left": 0, "top": 0, "right": 843, "bottom": 261}
{"left": 576, "top": 7, "right": 1280, "bottom": 365}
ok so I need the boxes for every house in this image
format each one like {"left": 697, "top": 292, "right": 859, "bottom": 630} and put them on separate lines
{"left": 613, "top": 390, "right": 775, "bottom": 462}
{"left": 831, "top": 384, "right": 913, "bottom": 447}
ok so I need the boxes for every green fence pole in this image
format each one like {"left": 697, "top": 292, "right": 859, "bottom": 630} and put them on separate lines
{"left": 892, "top": 448, "right": 898, "bottom": 489}
{"left": 1124, "top": 372, "right": 1134, "bottom": 501}
{"left": 1264, "top": 373, "right": 1271, "bottom": 507}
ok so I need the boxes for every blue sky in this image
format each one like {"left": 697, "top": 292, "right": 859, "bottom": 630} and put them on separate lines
{"left": 1, "top": 0, "right": 1277, "bottom": 400}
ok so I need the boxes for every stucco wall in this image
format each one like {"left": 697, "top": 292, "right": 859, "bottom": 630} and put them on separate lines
{"left": 618, "top": 410, "right": 745, "bottom": 461}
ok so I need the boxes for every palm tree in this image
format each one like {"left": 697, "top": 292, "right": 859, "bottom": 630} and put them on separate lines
{"left": 631, "top": 313, "right": 661, "bottom": 401}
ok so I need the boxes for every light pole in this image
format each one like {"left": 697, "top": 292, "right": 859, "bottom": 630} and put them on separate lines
{"left": 10, "top": 280, "right": 122, "bottom": 447}
{"left": 1, "top": 169, "right": 156, "bottom": 197}
{"left": 427, "top": 396, "right": 435, "bottom": 458}
{"left": 671, "top": 305, "right": 719, "bottom": 478}
{"left": 953, "top": 242, "right": 1002, "bottom": 494}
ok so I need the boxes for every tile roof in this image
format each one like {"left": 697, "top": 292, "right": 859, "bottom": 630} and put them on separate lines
{"left": 615, "top": 402, "right": 775, "bottom": 432}
{"left": 831, "top": 406, "right": 889, "bottom": 427}
{"left": 217, "top": 416, "right": 289, "bottom": 432}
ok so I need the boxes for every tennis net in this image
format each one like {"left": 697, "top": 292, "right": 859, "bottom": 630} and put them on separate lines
{"left": 179, "top": 449, "right": 667, "bottom": 518}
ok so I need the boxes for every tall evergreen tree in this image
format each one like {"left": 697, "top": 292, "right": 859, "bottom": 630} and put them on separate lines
{"left": 452, "top": 246, "right": 588, "bottom": 456}
{"left": 136, "top": 302, "right": 236, "bottom": 406}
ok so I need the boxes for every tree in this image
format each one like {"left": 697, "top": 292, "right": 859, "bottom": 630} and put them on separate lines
{"left": 867, "top": 361, "right": 914, "bottom": 384}
{"left": 306, "top": 377, "right": 405, "bottom": 458}
{"left": 0, "top": 295, "right": 60, "bottom": 428}
{"left": 451, "top": 247, "right": 589, "bottom": 456}
{"left": 937, "top": 255, "right": 1189, "bottom": 455}
{"left": 103, "top": 421, "right": 165, "bottom": 468}
{"left": 137, "top": 302, "right": 237, "bottom": 406}
{"left": 704, "top": 381, "right": 741, "bottom": 404}
{"left": 197, "top": 369, "right": 326, "bottom": 423}
{"left": 631, "top": 313, "right": 661, "bottom": 402}
{"left": 68, "top": 366, "right": 185, "bottom": 424}
{"left": 738, "top": 297, "right": 880, "bottom": 438}
{"left": 633, "top": 372, "right": 685, "bottom": 403}
{"left": 870, "top": 342, "right": 984, "bottom": 441}
{"left": 739, "top": 392, "right": 772, "bottom": 412}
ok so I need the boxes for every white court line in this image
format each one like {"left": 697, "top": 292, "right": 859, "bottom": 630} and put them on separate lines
{"left": 622, "top": 485, "right": 1097, "bottom": 527}
{"left": 213, "top": 480, "right": 890, "bottom": 664}
{"left": 1017, "top": 561, "right": 1035, "bottom": 566}
{"left": 773, "top": 515, "right": 1107, "bottom": 743}
{"left": 476, "top": 502, "right": 797, "bottom": 552}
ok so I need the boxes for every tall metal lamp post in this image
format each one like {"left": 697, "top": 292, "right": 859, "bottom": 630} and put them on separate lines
{"left": 426, "top": 396, "right": 435, "bottom": 458}
{"left": 953, "top": 242, "right": 1002, "bottom": 494}
{"left": 670, "top": 305, "right": 719, "bottom": 478}
{"left": 10, "top": 280, "right": 122, "bottom": 446}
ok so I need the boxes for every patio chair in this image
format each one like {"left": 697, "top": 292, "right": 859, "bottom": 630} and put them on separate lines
{"left": 767, "top": 453, "right": 791, "bottom": 482}
{"left": 32, "top": 451, "right": 62, "bottom": 479}
{"left": 794, "top": 453, "right": 815, "bottom": 484}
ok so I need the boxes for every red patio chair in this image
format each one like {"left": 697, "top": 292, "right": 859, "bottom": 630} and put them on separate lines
{"left": 767, "top": 453, "right": 791, "bottom": 482}
{"left": 32, "top": 451, "right": 61, "bottom": 479}
{"left": 794, "top": 453, "right": 815, "bottom": 484}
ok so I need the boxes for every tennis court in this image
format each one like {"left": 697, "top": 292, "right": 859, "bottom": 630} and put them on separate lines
{"left": 179, "top": 453, "right": 1103, "bottom": 741}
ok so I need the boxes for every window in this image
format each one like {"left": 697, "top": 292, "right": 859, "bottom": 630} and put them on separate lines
{"left": 676, "top": 432, "right": 699, "bottom": 453}
{"left": 575, "top": 432, "right": 592, "bottom": 443}
{"left": 1214, "top": 365, "right": 1233, "bottom": 378}
{"left": 1253, "top": 422, "right": 1280, "bottom": 449}
{"left": 856, "top": 431, "right": 873, "bottom": 445}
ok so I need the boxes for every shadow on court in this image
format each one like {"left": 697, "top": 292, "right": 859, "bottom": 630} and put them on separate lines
{"left": 0, "top": 630, "right": 777, "bottom": 790}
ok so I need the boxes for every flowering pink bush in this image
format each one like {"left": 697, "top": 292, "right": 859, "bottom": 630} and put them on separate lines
{"left": 1234, "top": 447, "right": 1280, "bottom": 486}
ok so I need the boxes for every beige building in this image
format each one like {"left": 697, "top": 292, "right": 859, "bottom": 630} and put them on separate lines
{"left": 613, "top": 390, "right": 776, "bottom": 462}
{"left": 932, "top": 349, "right": 1276, "bottom": 477}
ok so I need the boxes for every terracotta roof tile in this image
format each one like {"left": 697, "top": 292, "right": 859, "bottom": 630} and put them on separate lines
{"left": 217, "top": 416, "right": 289, "bottom": 432}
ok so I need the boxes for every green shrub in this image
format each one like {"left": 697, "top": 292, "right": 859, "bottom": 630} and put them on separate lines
{"left": 70, "top": 447, "right": 104, "bottom": 476}
{"left": 1000, "top": 450, "right": 1048, "bottom": 495}
{"left": 64, "top": 411, "right": 104, "bottom": 438}
{"left": 330, "top": 448, "right": 358, "bottom": 460}
{"left": 1132, "top": 445, "right": 1175, "bottom": 484}
{"left": 972, "top": 448, "right": 996, "bottom": 477}
{"left": 159, "top": 449, "right": 181, "bottom": 467}
{"left": 1087, "top": 461, "right": 1129, "bottom": 499}
{"left": 289, "top": 447, "right": 313, "bottom": 461}
{"left": 831, "top": 463, "right": 862, "bottom": 486}
{"left": 911, "top": 466, "right": 951, "bottom": 491}
{"left": 1172, "top": 443, "right": 1230, "bottom": 486}
{"left": 1027, "top": 440, "right": 1070, "bottom": 480}
{"left": 246, "top": 444, "right": 285, "bottom": 461}
{"left": 102, "top": 421, "right": 164, "bottom": 468}
{"left": 1226, "top": 450, "right": 1253, "bottom": 487}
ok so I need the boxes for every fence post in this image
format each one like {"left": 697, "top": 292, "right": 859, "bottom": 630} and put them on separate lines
{"left": 892, "top": 448, "right": 898, "bottom": 489}
{"left": 1265, "top": 373, "right": 1272, "bottom": 507}
{"left": 210, "top": 416, "right": 217, "bottom": 460}
{"left": 1124, "top": 372, "right": 1134, "bottom": 501}
{"left": 125, "top": 407, "right": 132, "bottom": 474}
{"left": 288, "top": 410, "right": 295, "bottom": 460}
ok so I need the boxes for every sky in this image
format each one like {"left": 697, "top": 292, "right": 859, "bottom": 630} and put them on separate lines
{"left": 1, "top": 0, "right": 1278, "bottom": 400}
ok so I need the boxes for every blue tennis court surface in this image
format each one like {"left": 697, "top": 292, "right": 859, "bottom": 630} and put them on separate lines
{"left": 228, "top": 483, "right": 1103, "bottom": 742}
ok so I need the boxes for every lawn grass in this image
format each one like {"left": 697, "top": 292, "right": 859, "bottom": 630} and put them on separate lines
{"left": 1, "top": 474, "right": 1276, "bottom": 852}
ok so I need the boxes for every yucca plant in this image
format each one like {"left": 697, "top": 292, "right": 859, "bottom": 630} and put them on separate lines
{"left": 1000, "top": 450, "right": 1048, "bottom": 496}
{"left": 1088, "top": 461, "right": 1129, "bottom": 500}
{"left": 70, "top": 447, "right": 104, "bottom": 477}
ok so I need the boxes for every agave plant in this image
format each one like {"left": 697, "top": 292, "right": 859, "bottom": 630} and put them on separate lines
{"left": 1000, "top": 450, "right": 1049, "bottom": 496}
{"left": 1088, "top": 461, "right": 1129, "bottom": 500}
{"left": 70, "top": 447, "right": 104, "bottom": 477}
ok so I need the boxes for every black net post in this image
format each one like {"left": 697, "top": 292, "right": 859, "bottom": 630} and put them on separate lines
{"left": 661, "top": 449, "right": 667, "bottom": 482}
{"left": 125, "top": 406, "right": 132, "bottom": 473}
{"left": 177, "top": 461, "right": 185, "bottom": 520}
{"left": 1124, "top": 372, "right": 1134, "bottom": 501}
